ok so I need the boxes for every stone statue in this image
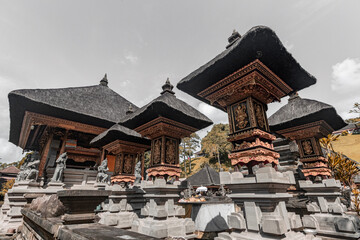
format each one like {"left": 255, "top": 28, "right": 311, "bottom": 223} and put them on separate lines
{"left": 17, "top": 151, "right": 40, "bottom": 181}
{"left": 134, "top": 160, "right": 142, "bottom": 184}
{"left": 96, "top": 158, "right": 109, "bottom": 183}
{"left": 51, "top": 152, "right": 67, "bottom": 182}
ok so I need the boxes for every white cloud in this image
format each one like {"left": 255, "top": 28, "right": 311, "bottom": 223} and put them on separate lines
{"left": 330, "top": 58, "right": 360, "bottom": 120}
{"left": 125, "top": 53, "right": 138, "bottom": 64}
{"left": 0, "top": 137, "right": 24, "bottom": 164}
{"left": 120, "top": 79, "right": 130, "bottom": 87}
{"left": 331, "top": 58, "right": 360, "bottom": 92}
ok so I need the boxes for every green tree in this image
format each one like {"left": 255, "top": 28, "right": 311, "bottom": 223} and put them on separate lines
{"left": 349, "top": 102, "right": 360, "bottom": 116}
{"left": 180, "top": 133, "right": 200, "bottom": 176}
{"left": 201, "top": 124, "right": 232, "bottom": 170}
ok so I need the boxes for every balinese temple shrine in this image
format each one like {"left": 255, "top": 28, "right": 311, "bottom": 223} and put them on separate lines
{"left": 268, "top": 93, "right": 346, "bottom": 180}
{"left": 90, "top": 123, "right": 151, "bottom": 184}
{"left": 119, "top": 79, "right": 213, "bottom": 180}
{"left": 177, "top": 26, "right": 316, "bottom": 171}
{"left": 8, "top": 74, "right": 137, "bottom": 180}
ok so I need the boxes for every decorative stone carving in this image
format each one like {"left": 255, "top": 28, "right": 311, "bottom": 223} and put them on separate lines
{"left": 96, "top": 158, "right": 109, "bottom": 183}
{"left": 51, "top": 152, "right": 67, "bottom": 182}
{"left": 17, "top": 152, "right": 40, "bottom": 181}
{"left": 153, "top": 138, "right": 162, "bottom": 164}
{"left": 299, "top": 179, "right": 360, "bottom": 239}
{"left": 134, "top": 160, "right": 142, "bottom": 184}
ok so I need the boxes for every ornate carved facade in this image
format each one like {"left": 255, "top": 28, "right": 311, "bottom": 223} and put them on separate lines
{"left": 277, "top": 120, "right": 333, "bottom": 179}
{"left": 19, "top": 111, "right": 106, "bottom": 176}
{"left": 102, "top": 140, "right": 149, "bottom": 184}
{"left": 197, "top": 60, "right": 292, "bottom": 170}
{"left": 135, "top": 117, "right": 193, "bottom": 179}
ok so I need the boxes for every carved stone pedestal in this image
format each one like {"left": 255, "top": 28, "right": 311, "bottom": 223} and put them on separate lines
{"left": 215, "top": 167, "right": 312, "bottom": 240}
{"left": 130, "top": 179, "right": 196, "bottom": 239}
{"left": 0, "top": 180, "right": 41, "bottom": 233}
{"left": 98, "top": 184, "right": 145, "bottom": 229}
{"left": 300, "top": 179, "right": 360, "bottom": 239}
{"left": 46, "top": 181, "right": 65, "bottom": 190}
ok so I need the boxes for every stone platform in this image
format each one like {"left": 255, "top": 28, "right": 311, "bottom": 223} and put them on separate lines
{"left": 215, "top": 167, "right": 311, "bottom": 240}
{"left": 20, "top": 208, "right": 159, "bottom": 240}
{"left": 300, "top": 179, "right": 360, "bottom": 239}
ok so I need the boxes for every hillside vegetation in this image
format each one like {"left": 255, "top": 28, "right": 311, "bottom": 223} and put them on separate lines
{"left": 332, "top": 134, "right": 360, "bottom": 162}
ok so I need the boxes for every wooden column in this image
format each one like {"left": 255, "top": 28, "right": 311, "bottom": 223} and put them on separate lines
{"left": 141, "top": 153, "right": 145, "bottom": 180}
{"left": 38, "top": 132, "right": 53, "bottom": 177}
{"left": 59, "top": 130, "right": 69, "bottom": 155}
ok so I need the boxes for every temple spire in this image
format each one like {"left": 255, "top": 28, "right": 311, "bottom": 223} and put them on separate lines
{"left": 226, "top": 29, "right": 241, "bottom": 49}
{"left": 288, "top": 92, "right": 300, "bottom": 102}
{"left": 100, "top": 73, "right": 108, "bottom": 87}
{"left": 126, "top": 104, "right": 134, "bottom": 115}
{"left": 161, "top": 78, "right": 175, "bottom": 95}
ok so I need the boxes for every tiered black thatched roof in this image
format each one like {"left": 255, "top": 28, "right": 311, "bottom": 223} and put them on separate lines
{"left": 9, "top": 76, "right": 138, "bottom": 145}
{"left": 183, "top": 164, "right": 220, "bottom": 187}
{"left": 90, "top": 124, "right": 150, "bottom": 148}
{"left": 268, "top": 94, "right": 346, "bottom": 132}
{"left": 120, "top": 79, "right": 213, "bottom": 130}
{"left": 177, "top": 26, "right": 316, "bottom": 108}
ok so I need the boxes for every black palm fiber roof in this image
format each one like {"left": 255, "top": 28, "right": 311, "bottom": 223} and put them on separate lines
{"left": 184, "top": 164, "right": 220, "bottom": 186}
{"left": 90, "top": 124, "right": 151, "bottom": 148}
{"left": 120, "top": 85, "right": 213, "bottom": 131}
{"left": 9, "top": 84, "right": 138, "bottom": 146}
{"left": 268, "top": 95, "right": 346, "bottom": 132}
{"left": 177, "top": 26, "right": 316, "bottom": 109}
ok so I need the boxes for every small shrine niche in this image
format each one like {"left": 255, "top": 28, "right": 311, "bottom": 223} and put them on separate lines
{"left": 90, "top": 124, "right": 151, "bottom": 184}
{"left": 269, "top": 94, "right": 346, "bottom": 181}
{"left": 277, "top": 120, "right": 333, "bottom": 180}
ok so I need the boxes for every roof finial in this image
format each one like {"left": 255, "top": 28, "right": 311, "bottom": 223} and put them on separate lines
{"left": 100, "top": 73, "right": 108, "bottom": 87}
{"left": 226, "top": 29, "right": 241, "bottom": 49}
{"left": 126, "top": 104, "right": 134, "bottom": 115}
{"left": 161, "top": 77, "right": 175, "bottom": 95}
{"left": 288, "top": 92, "right": 300, "bottom": 102}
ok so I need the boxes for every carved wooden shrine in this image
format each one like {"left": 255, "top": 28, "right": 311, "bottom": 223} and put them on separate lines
{"left": 90, "top": 124, "right": 151, "bottom": 184}
{"left": 269, "top": 94, "right": 346, "bottom": 180}
{"left": 198, "top": 60, "right": 293, "bottom": 171}
{"left": 104, "top": 140, "right": 149, "bottom": 183}
{"left": 135, "top": 117, "right": 196, "bottom": 179}
{"left": 8, "top": 76, "right": 138, "bottom": 178}
{"left": 276, "top": 121, "right": 333, "bottom": 179}
{"left": 120, "top": 79, "right": 212, "bottom": 180}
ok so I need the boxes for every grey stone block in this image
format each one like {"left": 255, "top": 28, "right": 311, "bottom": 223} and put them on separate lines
{"left": 261, "top": 216, "right": 287, "bottom": 235}
{"left": 318, "top": 197, "right": 328, "bottom": 213}
{"left": 336, "top": 218, "right": 356, "bottom": 233}
{"left": 306, "top": 202, "right": 320, "bottom": 213}
{"left": 323, "top": 179, "right": 340, "bottom": 188}
{"left": 244, "top": 202, "right": 260, "bottom": 231}
{"left": 228, "top": 212, "right": 246, "bottom": 230}
{"left": 302, "top": 215, "right": 318, "bottom": 229}
{"left": 220, "top": 172, "right": 231, "bottom": 184}
{"left": 231, "top": 172, "right": 244, "bottom": 183}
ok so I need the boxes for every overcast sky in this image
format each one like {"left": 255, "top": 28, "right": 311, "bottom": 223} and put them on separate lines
{"left": 0, "top": 1, "right": 359, "bottom": 163}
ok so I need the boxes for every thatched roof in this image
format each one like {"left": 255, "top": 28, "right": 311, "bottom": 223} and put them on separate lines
{"left": 120, "top": 79, "right": 213, "bottom": 130}
{"left": 9, "top": 77, "right": 138, "bottom": 146}
{"left": 177, "top": 26, "right": 316, "bottom": 109}
{"left": 0, "top": 165, "right": 20, "bottom": 174}
{"left": 268, "top": 94, "right": 346, "bottom": 132}
{"left": 183, "top": 164, "right": 220, "bottom": 186}
{"left": 90, "top": 124, "right": 151, "bottom": 148}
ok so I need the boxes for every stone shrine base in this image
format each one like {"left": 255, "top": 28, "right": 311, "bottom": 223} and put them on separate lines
{"left": 20, "top": 208, "right": 159, "bottom": 240}
{"left": 215, "top": 230, "right": 319, "bottom": 240}
{"left": 98, "top": 211, "right": 138, "bottom": 229}
{"left": 132, "top": 216, "right": 196, "bottom": 239}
